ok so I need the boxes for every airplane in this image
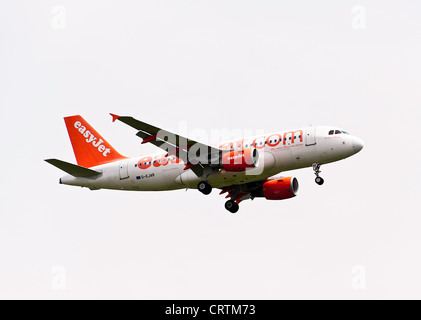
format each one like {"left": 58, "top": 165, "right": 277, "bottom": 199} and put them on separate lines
{"left": 45, "top": 114, "right": 364, "bottom": 213}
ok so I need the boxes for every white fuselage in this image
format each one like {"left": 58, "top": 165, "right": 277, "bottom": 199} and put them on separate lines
{"left": 60, "top": 126, "right": 364, "bottom": 191}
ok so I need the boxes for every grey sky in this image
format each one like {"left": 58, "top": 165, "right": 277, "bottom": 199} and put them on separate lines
{"left": 0, "top": 0, "right": 420, "bottom": 299}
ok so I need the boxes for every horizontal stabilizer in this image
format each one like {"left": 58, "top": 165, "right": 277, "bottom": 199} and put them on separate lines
{"left": 45, "top": 159, "right": 102, "bottom": 178}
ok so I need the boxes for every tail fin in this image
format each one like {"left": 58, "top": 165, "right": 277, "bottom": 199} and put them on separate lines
{"left": 64, "top": 115, "right": 126, "bottom": 168}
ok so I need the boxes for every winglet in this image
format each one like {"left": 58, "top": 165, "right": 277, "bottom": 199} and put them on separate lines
{"left": 110, "top": 113, "right": 120, "bottom": 123}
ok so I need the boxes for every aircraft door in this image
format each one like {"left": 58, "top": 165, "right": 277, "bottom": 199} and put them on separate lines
{"left": 305, "top": 127, "right": 317, "bottom": 146}
{"left": 119, "top": 160, "right": 129, "bottom": 180}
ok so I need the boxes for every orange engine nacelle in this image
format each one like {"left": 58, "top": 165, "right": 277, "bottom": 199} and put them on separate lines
{"left": 262, "top": 177, "right": 299, "bottom": 200}
{"left": 221, "top": 148, "right": 259, "bottom": 172}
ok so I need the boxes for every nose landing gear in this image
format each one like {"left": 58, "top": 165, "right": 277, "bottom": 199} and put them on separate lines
{"left": 313, "top": 163, "right": 325, "bottom": 185}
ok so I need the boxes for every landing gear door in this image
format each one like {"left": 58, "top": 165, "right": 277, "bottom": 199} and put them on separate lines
{"left": 305, "top": 127, "right": 317, "bottom": 146}
{"left": 119, "top": 160, "right": 129, "bottom": 180}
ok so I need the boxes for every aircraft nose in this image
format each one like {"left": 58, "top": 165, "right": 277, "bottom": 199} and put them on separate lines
{"left": 352, "top": 136, "right": 364, "bottom": 153}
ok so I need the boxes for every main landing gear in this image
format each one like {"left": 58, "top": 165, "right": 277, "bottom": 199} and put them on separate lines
{"left": 197, "top": 181, "right": 212, "bottom": 195}
{"left": 313, "top": 163, "right": 325, "bottom": 185}
{"left": 198, "top": 181, "right": 240, "bottom": 213}
{"left": 225, "top": 200, "right": 239, "bottom": 214}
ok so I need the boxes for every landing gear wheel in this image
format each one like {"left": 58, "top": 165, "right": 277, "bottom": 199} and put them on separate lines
{"left": 197, "top": 181, "right": 212, "bottom": 195}
{"left": 225, "top": 200, "right": 239, "bottom": 213}
{"left": 315, "top": 177, "right": 325, "bottom": 185}
{"left": 312, "top": 163, "right": 324, "bottom": 186}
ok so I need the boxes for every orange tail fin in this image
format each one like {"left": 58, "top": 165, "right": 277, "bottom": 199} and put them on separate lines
{"left": 64, "top": 115, "right": 126, "bottom": 168}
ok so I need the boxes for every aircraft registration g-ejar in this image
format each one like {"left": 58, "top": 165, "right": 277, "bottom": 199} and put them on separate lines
{"left": 46, "top": 114, "right": 364, "bottom": 213}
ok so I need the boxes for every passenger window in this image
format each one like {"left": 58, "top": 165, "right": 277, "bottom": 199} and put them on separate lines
{"left": 329, "top": 130, "right": 334, "bottom": 135}
{"left": 335, "top": 130, "right": 341, "bottom": 134}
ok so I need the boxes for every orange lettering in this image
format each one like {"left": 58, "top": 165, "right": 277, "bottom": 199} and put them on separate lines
{"left": 266, "top": 134, "right": 282, "bottom": 147}
{"left": 253, "top": 136, "right": 266, "bottom": 149}
{"left": 283, "top": 130, "right": 303, "bottom": 145}
{"left": 138, "top": 156, "right": 152, "bottom": 170}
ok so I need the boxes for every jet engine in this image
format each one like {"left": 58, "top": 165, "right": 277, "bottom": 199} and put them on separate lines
{"left": 252, "top": 177, "right": 299, "bottom": 200}
{"left": 220, "top": 148, "right": 259, "bottom": 172}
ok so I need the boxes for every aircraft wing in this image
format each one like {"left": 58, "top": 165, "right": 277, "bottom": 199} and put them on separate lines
{"left": 110, "top": 114, "right": 221, "bottom": 175}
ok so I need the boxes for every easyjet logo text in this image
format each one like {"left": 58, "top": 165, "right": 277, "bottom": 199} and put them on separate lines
{"left": 227, "top": 153, "right": 245, "bottom": 161}
{"left": 137, "top": 154, "right": 181, "bottom": 170}
{"left": 218, "top": 130, "right": 303, "bottom": 150}
{"left": 74, "top": 121, "right": 111, "bottom": 157}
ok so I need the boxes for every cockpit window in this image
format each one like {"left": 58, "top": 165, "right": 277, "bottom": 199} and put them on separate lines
{"left": 329, "top": 129, "right": 350, "bottom": 135}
